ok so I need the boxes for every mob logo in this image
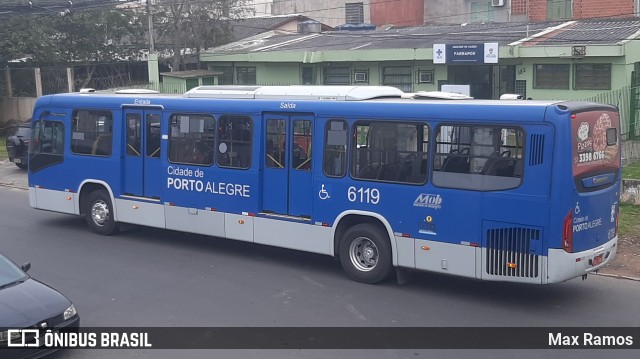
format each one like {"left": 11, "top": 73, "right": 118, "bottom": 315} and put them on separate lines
{"left": 7, "top": 329, "right": 40, "bottom": 347}
{"left": 413, "top": 194, "right": 443, "bottom": 209}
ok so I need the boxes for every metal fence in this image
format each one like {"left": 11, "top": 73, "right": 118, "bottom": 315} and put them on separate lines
{"left": 580, "top": 86, "right": 638, "bottom": 140}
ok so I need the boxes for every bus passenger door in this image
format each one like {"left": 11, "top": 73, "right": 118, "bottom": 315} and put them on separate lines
{"left": 262, "top": 114, "right": 314, "bottom": 217}
{"left": 123, "top": 109, "right": 162, "bottom": 199}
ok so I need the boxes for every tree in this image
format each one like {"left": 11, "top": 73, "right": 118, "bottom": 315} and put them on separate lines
{"left": 0, "top": 5, "right": 147, "bottom": 88}
{"left": 153, "top": 0, "right": 253, "bottom": 71}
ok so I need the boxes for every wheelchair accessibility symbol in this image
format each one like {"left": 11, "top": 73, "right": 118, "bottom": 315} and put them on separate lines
{"left": 319, "top": 184, "right": 331, "bottom": 200}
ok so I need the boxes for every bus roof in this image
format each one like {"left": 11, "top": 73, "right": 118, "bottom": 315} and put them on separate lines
{"left": 35, "top": 87, "right": 617, "bottom": 124}
{"left": 183, "top": 85, "right": 405, "bottom": 101}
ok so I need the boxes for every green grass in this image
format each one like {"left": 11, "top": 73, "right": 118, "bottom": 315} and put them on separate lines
{"left": 619, "top": 203, "right": 640, "bottom": 237}
{"left": 0, "top": 136, "right": 6, "bottom": 161}
{"left": 623, "top": 160, "right": 640, "bottom": 179}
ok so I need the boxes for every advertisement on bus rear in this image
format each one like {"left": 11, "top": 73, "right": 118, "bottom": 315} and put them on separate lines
{"left": 571, "top": 110, "right": 620, "bottom": 177}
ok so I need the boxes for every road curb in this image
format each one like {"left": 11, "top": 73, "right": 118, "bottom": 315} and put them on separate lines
{"left": 593, "top": 272, "right": 640, "bottom": 282}
{"left": 0, "top": 182, "right": 28, "bottom": 190}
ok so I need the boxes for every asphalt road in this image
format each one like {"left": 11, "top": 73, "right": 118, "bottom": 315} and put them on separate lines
{"left": 1, "top": 183, "right": 639, "bottom": 359}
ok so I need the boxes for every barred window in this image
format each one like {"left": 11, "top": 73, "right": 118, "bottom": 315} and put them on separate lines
{"left": 515, "top": 80, "right": 527, "bottom": 99}
{"left": 212, "top": 66, "right": 233, "bottom": 85}
{"left": 574, "top": 64, "right": 611, "bottom": 90}
{"left": 534, "top": 64, "right": 569, "bottom": 89}
{"left": 168, "top": 114, "right": 215, "bottom": 166}
{"left": 236, "top": 67, "right": 256, "bottom": 85}
{"left": 345, "top": 2, "right": 364, "bottom": 24}
{"left": 323, "top": 66, "right": 350, "bottom": 85}
{"left": 71, "top": 110, "right": 113, "bottom": 156}
{"left": 547, "top": 0, "right": 572, "bottom": 20}
{"left": 382, "top": 66, "right": 412, "bottom": 92}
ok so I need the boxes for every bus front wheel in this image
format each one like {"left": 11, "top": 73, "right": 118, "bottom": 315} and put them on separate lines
{"left": 339, "top": 224, "right": 392, "bottom": 284}
{"left": 85, "top": 190, "right": 119, "bottom": 235}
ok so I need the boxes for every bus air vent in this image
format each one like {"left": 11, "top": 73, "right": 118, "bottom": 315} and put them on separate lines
{"left": 486, "top": 227, "right": 540, "bottom": 278}
{"left": 529, "top": 134, "right": 545, "bottom": 166}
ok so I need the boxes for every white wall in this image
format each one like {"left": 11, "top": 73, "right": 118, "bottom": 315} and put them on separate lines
{"left": 246, "top": 0, "right": 273, "bottom": 16}
{"left": 0, "top": 97, "right": 36, "bottom": 126}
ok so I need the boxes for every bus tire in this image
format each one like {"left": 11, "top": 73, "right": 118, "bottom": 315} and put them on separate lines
{"left": 85, "top": 189, "right": 119, "bottom": 235}
{"left": 339, "top": 223, "right": 392, "bottom": 284}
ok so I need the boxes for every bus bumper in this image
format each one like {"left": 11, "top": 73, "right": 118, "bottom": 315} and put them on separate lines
{"left": 546, "top": 236, "right": 618, "bottom": 284}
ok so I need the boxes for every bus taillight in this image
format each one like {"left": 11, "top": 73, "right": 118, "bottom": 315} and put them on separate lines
{"left": 562, "top": 210, "right": 573, "bottom": 253}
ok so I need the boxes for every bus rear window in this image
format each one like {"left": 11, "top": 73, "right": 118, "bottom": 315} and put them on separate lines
{"left": 571, "top": 110, "right": 620, "bottom": 179}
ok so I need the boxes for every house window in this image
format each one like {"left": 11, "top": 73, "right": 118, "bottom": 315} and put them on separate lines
{"left": 382, "top": 66, "right": 412, "bottom": 92}
{"left": 470, "top": 2, "right": 495, "bottom": 23}
{"left": 345, "top": 2, "right": 364, "bottom": 24}
{"left": 353, "top": 70, "right": 369, "bottom": 83}
{"left": 547, "top": 0, "right": 572, "bottom": 20}
{"left": 515, "top": 80, "right": 527, "bottom": 99}
{"left": 236, "top": 67, "right": 256, "bottom": 85}
{"left": 212, "top": 66, "right": 233, "bottom": 85}
{"left": 202, "top": 77, "right": 215, "bottom": 85}
{"left": 323, "top": 66, "right": 351, "bottom": 85}
{"left": 534, "top": 64, "right": 569, "bottom": 89}
{"left": 302, "top": 66, "right": 314, "bottom": 85}
{"left": 185, "top": 78, "right": 199, "bottom": 91}
{"left": 417, "top": 70, "right": 434, "bottom": 84}
{"left": 574, "top": 64, "right": 611, "bottom": 90}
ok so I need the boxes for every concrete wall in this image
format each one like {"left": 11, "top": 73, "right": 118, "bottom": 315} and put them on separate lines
{"left": 424, "top": 0, "right": 466, "bottom": 24}
{"left": 620, "top": 140, "right": 640, "bottom": 205}
{"left": 0, "top": 97, "right": 36, "bottom": 126}
{"left": 272, "top": 0, "right": 371, "bottom": 27}
{"left": 246, "top": 0, "right": 273, "bottom": 16}
{"left": 425, "top": 0, "right": 512, "bottom": 24}
{"left": 622, "top": 179, "right": 640, "bottom": 205}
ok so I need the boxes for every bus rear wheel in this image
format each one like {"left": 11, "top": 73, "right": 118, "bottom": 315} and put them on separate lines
{"left": 339, "top": 223, "right": 392, "bottom": 284}
{"left": 85, "top": 189, "right": 119, "bottom": 235}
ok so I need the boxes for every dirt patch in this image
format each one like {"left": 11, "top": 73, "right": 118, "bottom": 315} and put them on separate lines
{"left": 600, "top": 234, "right": 640, "bottom": 279}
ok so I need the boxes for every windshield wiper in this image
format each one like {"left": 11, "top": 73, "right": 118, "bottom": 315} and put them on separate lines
{"left": 0, "top": 278, "right": 27, "bottom": 290}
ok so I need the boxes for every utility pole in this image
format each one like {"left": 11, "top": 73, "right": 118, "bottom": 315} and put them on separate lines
{"left": 147, "top": 0, "right": 155, "bottom": 52}
{"left": 146, "top": 0, "right": 160, "bottom": 88}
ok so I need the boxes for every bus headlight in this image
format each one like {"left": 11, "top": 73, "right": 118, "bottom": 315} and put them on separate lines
{"left": 63, "top": 304, "right": 77, "bottom": 320}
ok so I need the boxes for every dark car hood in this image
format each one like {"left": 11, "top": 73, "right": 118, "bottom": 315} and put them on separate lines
{"left": 0, "top": 278, "right": 71, "bottom": 328}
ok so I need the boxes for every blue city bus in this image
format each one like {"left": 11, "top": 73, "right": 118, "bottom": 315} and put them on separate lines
{"left": 27, "top": 86, "right": 621, "bottom": 284}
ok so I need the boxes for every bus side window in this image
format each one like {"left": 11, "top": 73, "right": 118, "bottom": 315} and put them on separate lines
{"left": 217, "top": 115, "right": 252, "bottom": 169}
{"left": 168, "top": 114, "right": 215, "bottom": 166}
{"left": 433, "top": 125, "right": 524, "bottom": 190}
{"left": 350, "top": 121, "right": 428, "bottom": 184}
{"left": 323, "top": 120, "right": 347, "bottom": 177}
{"left": 71, "top": 110, "right": 113, "bottom": 157}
